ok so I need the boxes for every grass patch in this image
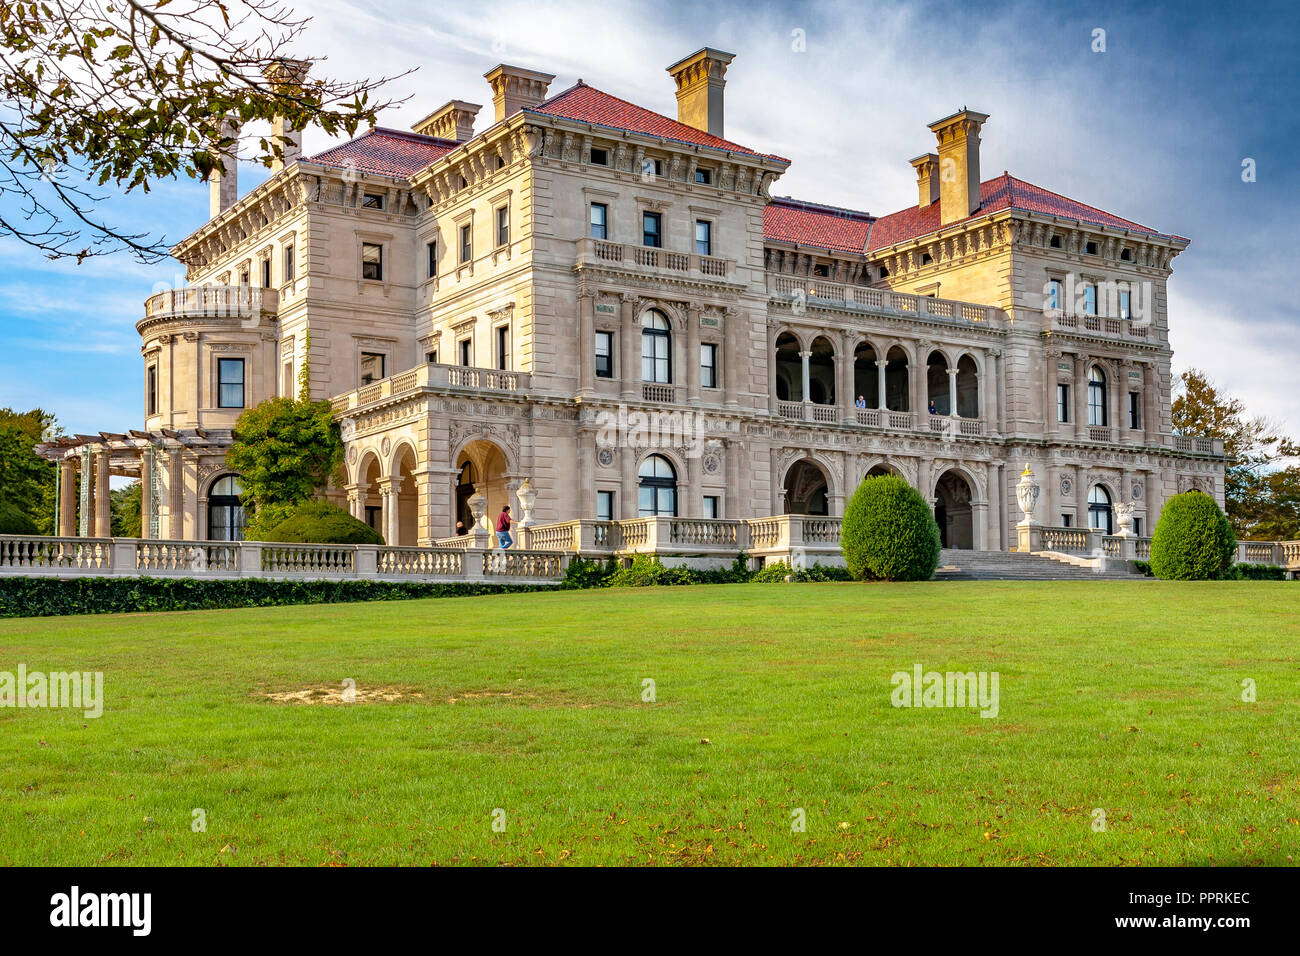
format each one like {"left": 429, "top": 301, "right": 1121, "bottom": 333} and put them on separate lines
{"left": 1, "top": 581, "right": 1297, "bottom": 866}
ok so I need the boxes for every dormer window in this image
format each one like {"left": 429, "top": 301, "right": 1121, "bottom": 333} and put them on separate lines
{"left": 878, "top": 266, "right": 889, "bottom": 278}
{"left": 921, "top": 252, "right": 933, "bottom": 265}
{"left": 458, "top": 176, "right": 468, "bottom": 190}
{"left": 362, "top": 193, "right": 384, "bottom": 210}
{"left": 812, "top": 263, "right": 829, "bottom": 277}
{"left": 1050, "top": 235, "right": 1062, "bottom": 248}
{"left": 1085, "top": 241, "right": 1098, "bottom": 255}
{"left": 694, "top": 168, "right": 712, "bottom": 185}
{"left": 1120, "top": 248, "right": 1132, "bottom": 261}
{"left": 590, "top": 148, "right": 608, "bottom": 166}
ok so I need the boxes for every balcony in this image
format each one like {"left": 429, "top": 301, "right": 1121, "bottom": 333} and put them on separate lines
{"left": 142, "top": 285, "right": 278, "bottom": 322}
{"left": 1174, "top": 435, "right": 1224, "bottom": 455}
{"left": 331, "top": 362, "right": 531, "bottom": 413}
{"left": 1048, "top": 309, "right": 1151, "bottom": 341}
{"left": 575, "top": 237, "right": 736, "bottom": 283}
{"left": 767, "top": 274, "right": 1004, "bottom": 327}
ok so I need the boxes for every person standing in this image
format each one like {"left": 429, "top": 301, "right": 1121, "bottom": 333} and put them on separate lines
{"left": 495, "top": 505, "right": 514, "bottom": 550}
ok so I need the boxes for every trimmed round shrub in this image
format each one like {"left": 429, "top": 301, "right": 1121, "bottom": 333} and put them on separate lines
{"left": 840, "top": 475, "right": 941, "bottom": 581}
{"left": 1148, "top": 491, "right": 1236, "bottom": 580}
{"left": 0, "top": 502, "right": 38, "bottom": 535}
{"left": 258, "top": 500, "right": 383, "bottom": 545}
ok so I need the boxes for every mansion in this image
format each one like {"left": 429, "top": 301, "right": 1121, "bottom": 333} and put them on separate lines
{"left": 40, "top": 48, "right": 1225, "bottom": 551}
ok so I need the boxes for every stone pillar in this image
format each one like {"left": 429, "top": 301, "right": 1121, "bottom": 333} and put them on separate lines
{"left": 577, "top": 429, "right": 594, "bottom": 520}
{"left": 1076, "top": 466, "right": 1090, "bottom": 530}
{"left": 578, "top": 290, "right": 596, "bottom": 397}
{"left": 417, "top": 467, "right": 456, "bottom": 544}
{"left": 345, "top": 483, "right": 364, "bottom": 521}
{"left": 686, "top": 453, "right": 702, "bottom": 517}
{"left": 837, "top": 331, "right": 855, "bottom": 421}
{"left": 1044, "top": 351, "right": 1059, "bottom": 436}
{"left": 168, "top": 449, "right": 185, "bottom": 539}
{"left": 620, "top": 447, "right": 637, "bottom": 520}
{"left": 767, "top": 327, "right": 779, "bottom": 415}
{"left": 799, "top": 349, "right": 811, "bottom": 404}
{"left": 1142, "top": 363, "right": 1156, "bottom": 444}
{"left": 727, "top": 440, "right": 747, "bottom": 519}
{"left": 1109, "top": 361, "right": 1123, "bottom": 441}
{"left": 947, "top": 366, "right": 958, "bottom": 417}
{"left": 1074, "top": 354, "right": 1090, "bottom": 439}
{"left": 94, "top": 450, "right": 111, "bottom": 538}
{"left": 919, "top": 457, "right": 933, "bottom": 510}
{"left": 58, "top": 459, "right": 76, "bottom": 536}
{"left": 909, "top": 354, "right": 926, "bottom": 427}
{"left": 378, "top": 478, "right": 400, "bottom": 546}
{"left": 986, "top": 460, "right": 1001, "bottom": 551}
{"left": 724, "top": 309, "right": 740, "bottom": 408}
{"left": 140, "top": 449, "right": 154, "bottom": 539}
{"left": 686, "top": 301, "right": 701, "bottom": 405}
{"left": 620, "top": 293, "right": 638, "bottom": 400}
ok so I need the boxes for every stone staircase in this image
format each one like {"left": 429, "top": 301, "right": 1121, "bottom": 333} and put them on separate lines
{"left": 934, "top": 549, "right": 1142, "bottom": 581}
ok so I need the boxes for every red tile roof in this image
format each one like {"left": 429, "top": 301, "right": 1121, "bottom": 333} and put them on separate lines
{"left": 526, "top": 82, "right": 789, "bottom": 162}
{"left": 864, "top": 173, "right": 1185, "bottom": 251}
{"left": 763, "top": 198, "right": 874, "bottom": 253}
{"left": 307, "top": 128, "right": 459, "bottom": 178}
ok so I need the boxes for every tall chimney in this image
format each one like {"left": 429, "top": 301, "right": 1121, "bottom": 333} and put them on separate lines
{"left": 910, "top": 153, "right": 940, "bottom": 208}
{"left": 208, "top": 117, "right": 240, "bottom": 219}
{"left": 412, "top": 100, "right": 482, "bottom": 141}
{"left": 484, "top": 65, "right": 555, "bottom": 123}
{"left": 666, "top": 47, "right": 734, "bottom": 138}
{"left": 928, "top": 108, "right": 989, "bottom": 225}
{"left": 264, "top": 58, "right": 312, "bottom": 172}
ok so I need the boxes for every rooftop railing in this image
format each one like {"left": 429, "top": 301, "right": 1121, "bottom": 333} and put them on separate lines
{"left": 143, "top": 285, "right": 278, "bottom": 320}
{"left": 767, "top": 275, "right": 1004, "bottom": 327}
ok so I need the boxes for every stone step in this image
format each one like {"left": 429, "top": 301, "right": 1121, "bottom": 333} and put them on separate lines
{"left": 934, "top": 548, "right": 1142, "bottom": 581}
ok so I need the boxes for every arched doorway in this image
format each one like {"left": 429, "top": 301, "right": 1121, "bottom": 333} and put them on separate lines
{"left": 454, "top": 439, "right": 510, "bottom": 536}
{"left": 853, "top": 341, "right": 879, "bottom": 408}
{"left": 638, "top": 454, "right": 677, "bottom": 516}
{"left": 926, "top": 351, "right": 949, "bottom": 415}
{"left": 207, "top": 474, "right": 246, "bottom": 541}
{"left": 807, "top": 335, "right": 836, "bottom": 406}
{"left": 884, "top": 346, "right": 910, "bottom": 411}
{"left": 1088, "top": 484, "right": 1113, "bottom": 534}
{"left": 359, "top": 453, "right": 383, "bottom": 535}
{"left": 783, "top": 459, "right": 829, "bottom": 515}
{"left": 934, "top": 469, "right": 974, "bottom": 549}
{"left": 391, "top": 443, "right": 418, "bottom": 547}
{"left": 774, "top": 331, "right": 802, "bottom": 402}
{"left": 956, "top": 354, "right": 979, "bottom": 419}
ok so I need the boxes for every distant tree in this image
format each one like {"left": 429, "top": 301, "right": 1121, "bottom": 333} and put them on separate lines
{"left": 0, "top": 407, "right": 58, "bottom": 533}
{"left": 110, "top": 481, "right": 141, "bottom": 537}
{"left": 0, "top": 0, "right": 407, "bottom": 261}
{"left": 226, "top": 397, "right": 342, "bottom": 536}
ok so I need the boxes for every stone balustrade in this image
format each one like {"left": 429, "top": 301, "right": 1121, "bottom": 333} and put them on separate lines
{"left": 767, "top": 274, "right": 1004, "bottom": 327}
{"left": 143, "top": 285, "right": 278, "bottom": 321}
{"left": 331, "top": 361, "right": 530, "bottom": 413}
{"left": 576, "top": 237, "right": 735, "bottom": 282}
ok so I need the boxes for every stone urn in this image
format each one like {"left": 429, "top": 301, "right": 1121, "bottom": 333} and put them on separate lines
{"left": 1115, "top": 501, "right": 1136, "bottom": 537}
{"left": 515, "top": 477, "right": 537, "bottom": 528}
{"left": 1015, "top": 464, "right": 1040, "bottom": 525}
{"left": 467, "top": 485, "right": 487, "bottom": 528}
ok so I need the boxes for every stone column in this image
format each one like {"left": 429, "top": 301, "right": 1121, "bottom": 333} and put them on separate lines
{"left": 1142, "top": 363, "right": 1157, "bottom": 444}
{"left": 140, "top": 449, "right": 154, "bottom": 539}
{"left": 909, "top": 353, "right": 926, "bottom": 427}
{"left": 947, "top": 366, "right": 958, "bottom": 417}
{"left": 919, "top": 457, "right": 933, "bottom": 510}
{"left": 686, "top": 301, "right": 701, "bottom": 405}
{"left": 417, "top": 467, "right": 456, "bottom": 544}
{"left": 686, "top": 453, "right": 702, "bottom": 517}
{"left": 345, "top": 483, "right": 364, "bottom": 521}
{"left": 168, "top": 449, "right": 185, "bottom": 539}
{"left": 875, "top": 359, "right": 887, "bottom": 411}
{"left": 58, "top": 459, "right": 76, "bottom": 536}
{"left": 986, "top": 460, "right": 1001, "bottom": 551}
{"left": 620, "top": 293, "right": 638, "bottom": 401}
{"left": 1074, "top": 354, "right": 1090, "bottom": 440}
{"left": 837, "top": 331, "right": 855, "bottom": 421}
{"left": 578, "top": 290, "right": 596, "bottom": 397}
{"left": 1043, "top": 350, "right": 1059, "bottom": 436}
{"left": 1109, "top": 360, "right": 1123, "bottom": 440}
{"left": 799, "top": 349, "right": 811, "bottom": 404}
{"left": 724, "top": 309, "right": 740, "bottom": 409}
{"left": 378, "top": 478, "right": 400, "bottom": 546}
{"left": 727, "top": 440, "right": 747, "bottom": 519}
{"left": 94, "top": 449, "right": 111, "bottom": 538}
{"left": 767, "top": 326, "right": 779, "bottom": 415}
{"left": 577, "top": 429, "right": 594, "bottom": 520}
{"left": 620, "top": 447, "right": 637, "bottom": 520}
{"left": 1076, "top": 466, "right": 1090, "bottom": 530}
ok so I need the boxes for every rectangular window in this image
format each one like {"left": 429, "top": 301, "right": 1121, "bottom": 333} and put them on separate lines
{"left": 1083, "top": 283, "right": 1097, "bottom": 315}
{"left": 459, "top": 338, "right": 472, "bottom": 367}
{"left": 700, "top": 343, "right": 718, "bottom": 389}
{"left": 260, "top": 258, "right": 271, "bottom": 288}
{"left": 146, "top": 365, "right": 158, "bottom": 416}
{"left": 217, "top": 358, "right": 244, "bottom": 408}
{"left": 360, "top": 352, "right": 385, "bottom": 385}
{"left": 1057, "top": 383, "right": 1070, "bottom": 423}
{"left": 495, "top": 205, "right": 509, "bottom": 247}
{"left": 595, "top": 331, "right": 613, "bottom": 378}
{"left": 590, "top": 203, "right": 608, "bottom": 240}
{"left": 694, "top": 168, "right": 712, "bottom": 185}
{"left": 496, "top": 326, "right": 510, "bottom": 371}
{"left": 1061, "top": 513, "right": 1072, "bottom": 527}
{"left": 1133, "top": 517, "right": 1142, "bottom": 536}
{"left": 459, "top": 224, "right": 472, "bottom": 263}
{"left": 426, "top": 240, "right": 437, "bottom": 278}
{"left": 283, "top": 244, "right": 295, "bottom": 282}
{"left": 426, "top": 350, "right": 438, "bottom": 365}
{"left": 695, "top": 219, "right": 712, "bottom": 256}
{"left": 365, "top": 506, "right": 382, "bottom": 531}
{"left": 1129, "top": 391, "right": 1141, "bottom": 430}
{"left": 282, "top": 360, "right": 293, "bottom": 396}
{"left": 596, "top": 490, "right": 614, "bottom": 522}
{"left": 239, "top": 268, "right": 250, "bottom": 287}
{"left": 703, "top": 495, "right": 720, "bottom": 519}
{"left": 1119, "top": 288, "right": 1132, "bottom": 320}
{"left": 361, "top": 193, "right": 384, "bottom": 210}
{"left": 589, "top": 147, "right": 608, "bottom": 166}
{"left": 361, "top": 242, "right": 383, "bottom": 281}
{"left": 642, "top": 211, "right": 662, "bottom": 248}
{"left": 1047, "top": 279, "right": 1062, "bottom": 311}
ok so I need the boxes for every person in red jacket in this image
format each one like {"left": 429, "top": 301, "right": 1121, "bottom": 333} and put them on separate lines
{"left": 495, "top": 505, "right": 513, "bottom": 550}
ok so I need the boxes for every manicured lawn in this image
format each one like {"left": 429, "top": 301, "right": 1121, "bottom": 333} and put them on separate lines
{"left": 1, "top": 581, "right": 1297, "bottom": 866}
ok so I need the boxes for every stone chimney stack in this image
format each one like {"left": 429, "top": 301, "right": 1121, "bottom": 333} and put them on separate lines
{"left": 484, "top": 65, "right": 555, "bottom": 123}
{"left": 208, "top": 117, "right": 240, "bottom": 219}
{"left": 264, "top": 58, "right": 312, "bottom": 173}
{"left": 910, "top": 153, "right": 940, "bottom": 208}
{"left": 412, "top": 100, "right": 482, "bottom": 141}
{"left": 666, "top": 47, "right": 734, "bottom": 138}
{"left": 928, "top": 108, "right": 989, "bottom": 225}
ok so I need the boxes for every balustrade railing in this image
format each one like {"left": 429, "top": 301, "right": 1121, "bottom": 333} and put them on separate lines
{"left": 333, "top": 362, "right": 530, "bottom": 412}
{"left": 767, "top": 274, "right": 1003, "bottom": 326}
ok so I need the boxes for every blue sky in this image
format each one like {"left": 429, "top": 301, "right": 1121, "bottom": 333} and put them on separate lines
{"left": 2, "top": 0, "right": 1296, "bottom": 436}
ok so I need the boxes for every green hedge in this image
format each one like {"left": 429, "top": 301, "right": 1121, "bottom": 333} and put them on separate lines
{"left": 750, "top": 561, "right": 852, "bottom": 583}
{"left": 841, "top": 475, "right": 942, "bottom": 581}
{"left": 0, "top": 502, "right": 38, "bottom": 535}
{"left": 1149, "top": 491, "right": 1236, "bottom": 580}
{"left": 1132, "top": 560, "right": 1287, "bottom": 581}
{"left": 0, "top": 576, "right": 547, "bottom": 618}
{"left": 257, "top": 500, "right": 383, "bottom": 545}
{"left": 605, "top": 554, "right": 752, "bottom": 587}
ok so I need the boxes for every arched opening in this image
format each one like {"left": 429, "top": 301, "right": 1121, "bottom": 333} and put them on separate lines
{"left": 934, "top": 469, "right": 974, "bottom": 550}
{"left": 866, "top": 463, "right": 900, "bottom": 479}
{"left": 956, "top": 354, "right": 979, "bottom": 419}
{"left": 360, "top": 454, "right": 383, "bottom": 535}
{"left": 808, "top": 335, "right": 836, "bottom": 406}
{"left": 853, "top": 341, "right": 880, "bottom": 408}
{"left": 641, "top": 310, "right": 672, "bottom": 383}
{"left": 207, "top": 474, "right": 246, "bottom": 541}
{"left": 638, "top": 454, "right": 677, "bottom": 516}
{"left": 1088, "top": 484, "right": 1113, "bottom": 534}
{"left": 1088, "top": 365, "right": 1108, "bottom": 426}
{"left": 392, "top": 444, "right": 418, "bottom": 547}
{"left": 884, "top": 346, "right": 909, "bottom": 411}
{"left": 926, "top": 351, "right": 949, "bottom": 416}
{"left": 783, "top": 459, "right": 829, "bottom": 516}
{"left": 455, "top": 439, "right": 510, "bottom": 536}
{"left": 774, "top": 331, "right": 802, "bottom": 402}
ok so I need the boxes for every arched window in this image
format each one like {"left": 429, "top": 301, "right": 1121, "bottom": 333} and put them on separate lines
{"left": 1088, "top": 484, "right": 1113, "bottom": 534}
{"left": 641, "top": 311, "right": 671, "bottom": 383}
{"left": 207, "top": 475, "right": 246, "bottom": 541}
{"left": 637, "top": 454, "right": 677, "bottom": 516}
{"left": 1088, "top": 365, "right": 1108, "bottom": 426}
